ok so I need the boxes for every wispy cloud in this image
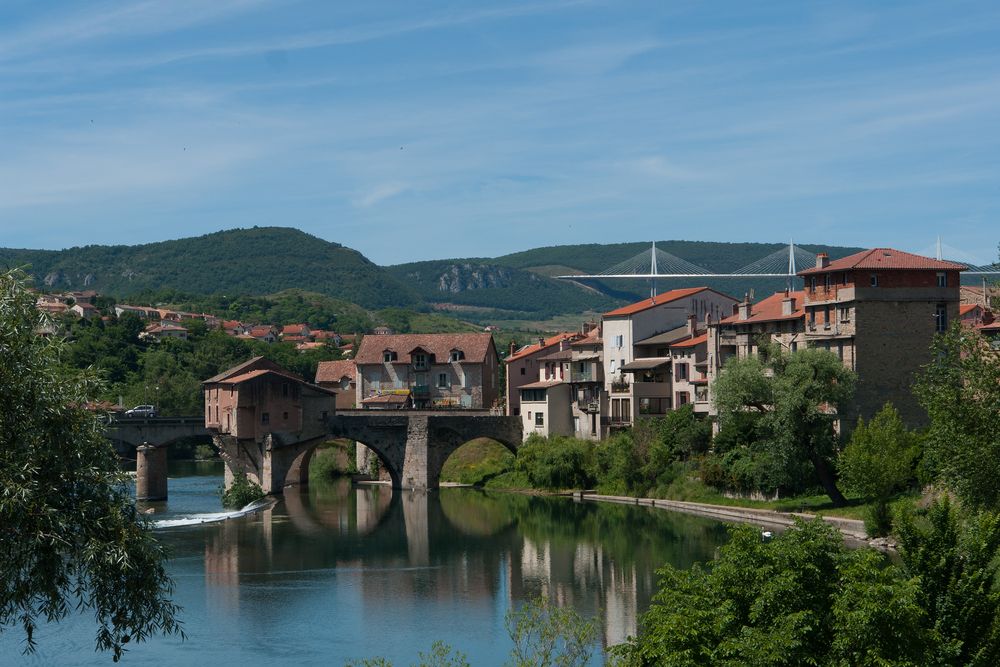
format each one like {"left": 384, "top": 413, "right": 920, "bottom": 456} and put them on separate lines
{"left": 353, "top": 182, "right": 411, "bottom": 208}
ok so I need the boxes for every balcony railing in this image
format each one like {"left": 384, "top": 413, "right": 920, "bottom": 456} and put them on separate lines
{"left": 610, "top": 380, "right": 630, "bottom": 393}
{"left": 411, "top": 384, "right": 430, "bottom": 397}
{"left": 569, "top": 369, "right": 598, "bottom": 383}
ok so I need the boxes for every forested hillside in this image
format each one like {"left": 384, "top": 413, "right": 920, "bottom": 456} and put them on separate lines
{"left": 0, "top": 227, "right": 420, "bottom": 310}
{"left": 4, "top": 228, "right": 872, "bottom": 325}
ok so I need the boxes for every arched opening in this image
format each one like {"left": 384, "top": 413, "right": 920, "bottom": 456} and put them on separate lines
{"left": 438, "top": 437, "right": 517, "bottom": 487}
{"left": 285, "top": 438, "right": 402, "bottom": 491}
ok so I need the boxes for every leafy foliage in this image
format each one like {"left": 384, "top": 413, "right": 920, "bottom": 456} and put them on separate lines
{"left": 712, "top": 343, "right": 857, "bottom": 504}
{"left": 506, "top": 596, "right": 597, "bottom": 667}
{"left": 515, "top": 435, "right": 596, "bottom": 490}
{"left": 0, "top": 270, "right": 182, "bottom": 659}
{"left": 914, "top": 323, "right": 1000, "bottom": 509}
{"left": 838, "top": 403, "right": 920, "bottom": 536}
{"left": 220, "top": 472, "right": 265, "bottom": 509}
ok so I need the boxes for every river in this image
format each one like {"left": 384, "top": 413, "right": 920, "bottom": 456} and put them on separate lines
{"left": 5, "top": 461, "right": 730, "bottom": 665}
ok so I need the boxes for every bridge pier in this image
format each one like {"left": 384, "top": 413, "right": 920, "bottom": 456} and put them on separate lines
{"left": 136, "top": 443, "right": 168, "bottom": 501}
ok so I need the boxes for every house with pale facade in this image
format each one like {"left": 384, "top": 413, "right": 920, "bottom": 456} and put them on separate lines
{"left": 354, "top": 333, "right": 500, "bottom": 410}
{"left": 505, "top": 332, "right": 583, "bottom": 416}
{"left": 603, "top": 287, "right": 738, "bottom": 427}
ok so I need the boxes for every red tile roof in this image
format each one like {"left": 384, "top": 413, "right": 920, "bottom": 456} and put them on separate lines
{"left": 215, "top": 368, "right": 338, "bottom": 396}
{"left": 203, "top": 356, "right": 288, "bottom": 384}
{"left": 354, "top": 333, "right": 496, "bottom": 365}
{"left": 315, "top": 360, "right": 357, "bottom": 384}
{"left": 603, "top": 287, "right": 724, "bottom": 317}
{"left": 798, "top": 248, "right": 967, "bottom": 276}
{"left": 670, "top": 332, "right": 708, "bottom": 349}
{"left": 249, "top": 325, "right": 276, "bottom": 337}
{"left": 960, "top": 304, "right": 980, "bottom": 317}
{"left": 506, "top": 332, "right": 581, "bottom": 363}
{"left": 282, "top": 324, "right": 309, "bottom": 335}
{"left": 719, "top": 291, "right": 806, "bottom": 325}
{"left": 361, "top": 394, "right": 409, "bottom": 405}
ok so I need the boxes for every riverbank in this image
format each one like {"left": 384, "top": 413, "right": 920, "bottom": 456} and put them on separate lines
{"left": 570, "top": 491, "right": 887, "bottom": 548}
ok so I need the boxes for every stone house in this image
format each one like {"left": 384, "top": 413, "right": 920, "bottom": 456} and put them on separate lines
{"left": 504, "top": 332, "right": 582, "bottom": 416}
{"left": 796, "top": 248, "right": 965, "bottom": 427}
{"left": 315, "top": 359, "right": 358, "bottom": 410}
{"left": 353, "top": 333, "right": 500, "bottom": 410}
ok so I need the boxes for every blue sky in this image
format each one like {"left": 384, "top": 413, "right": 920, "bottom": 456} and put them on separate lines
{"left": 1, "top": 0, "right": 998, "bottom": 265}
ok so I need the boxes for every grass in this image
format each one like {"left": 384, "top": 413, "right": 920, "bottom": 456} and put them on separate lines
{"left": 440, "top": 438, "right": 515, "bottom": 486}
{"left": 309, "top": 440, "right": 356, "bottom": 480}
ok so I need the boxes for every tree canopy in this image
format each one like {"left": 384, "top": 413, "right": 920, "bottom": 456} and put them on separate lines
{"left": 0, "top": 270, "right": 181, "bottom": 659}
{"left": 712, "top": 342, "right": 857, "bottom": 505}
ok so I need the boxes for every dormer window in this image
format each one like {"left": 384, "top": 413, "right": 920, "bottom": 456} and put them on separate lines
{"left": 413, "top": 353, "right": 427, "bottom": 368}
{"left": 383, "top": 350, "right": 397, "bottom": 363}
{"left": 449, "top": 350, "right": 465, "bottom": 362}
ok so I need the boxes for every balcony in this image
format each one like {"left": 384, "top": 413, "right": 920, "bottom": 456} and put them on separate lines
{"left": 410, "top": 384, "right": 430, "bottom": 397}
{"left": 610, "top": 379, "right": 630, "bottom": 394}
{"left": 580, "top": 401, "right": 601, "bottom": 413}
{"left": 569, "top": 368, "right": 600, "bottom": 383}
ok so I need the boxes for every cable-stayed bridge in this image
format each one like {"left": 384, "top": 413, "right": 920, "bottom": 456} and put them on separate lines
{"left": 555, "top": 240, "right": 999, "bottom": 296}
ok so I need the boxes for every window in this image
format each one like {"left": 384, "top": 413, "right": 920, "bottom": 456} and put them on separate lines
{"left": 839, "top": 306, "right": 850, "bottom": 323}
{"left": 936, "top": 272, "right": 947, "bottom": 288}
{"left": 837, "top": 342, "right": 844, "bottom": 361}
{"left": 675, "top": 363, "right": 688, "bottom": 380}
{"left": 449, "top": 350, "right": 464, "bottom": 362}
{"left": 823, "top": 305, "right": 831, "bottom": 327}
{"left": 935, "top": 303, "right": 948, "bottom": 333}
{"left": 824, "top": 274, "right": 831, "bottom": 289}
{"left": 870, "top": 273, "right": 879, "bottom": 287}
{"left": 610, "top": 359, "right": 617, "bottom": 372}
{"left": 614, "top": 334, "right": 624, "bottom": 348}
{"left": 809, "top": 308, "right": 816, "bottom": 325}
{"left": 261, "top": 412, "right": 269, "bottom": 425}
{"left": 282, "top": 383, "right": 289, "bottom": 397}
{"left": 414, "top": 353, "right": 427, "bottom": 368}
{"left": 676, "top": 392, "right": 689, "bottom": 405}
{"left": 282, "top": 411, "right": 288, "bottom": 420}
{"left": 810, "top": 277, "right": 816, "bottom": 291}
{"left": 520, "top": 367, "right": 525, "bottom": 375}
{"left": 437, "top": 373, "right": 448, "bottom": 388}
{"left": 535, "top": 412, "right": 544, "bottom": 427}
{"left": 383, "top": 350, "right": 397, "bottom": 362}
{"left": 842, "top": 272, "right": 848, "bottom": 286}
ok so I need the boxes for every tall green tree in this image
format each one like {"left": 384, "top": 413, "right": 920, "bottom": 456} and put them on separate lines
{"left": 0, "top": 270, "right": 182, "bottom": 659}
{"left": 713, "top": 343, "right": 856, "bottom": 505}
{"left": 914, "top": 323, "right": 1000, "bottom": 509}
{"left": 838, "top": 403, "right": 920, "bottom": 536}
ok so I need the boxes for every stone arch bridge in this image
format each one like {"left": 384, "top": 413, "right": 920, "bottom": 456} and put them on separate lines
{"left": 213, "top": 411, "right": 523, "bottom": 496}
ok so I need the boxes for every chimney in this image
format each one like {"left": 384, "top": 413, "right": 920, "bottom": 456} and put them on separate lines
{"left": 508, "top": 341, "right": 517, "bottom": 357}
{"left": 782, "top": 295, "right": 796, "bottom": 316}
{"left": 538, "top": 337, "right": 545, "bottom": 348}
{"left": 686, "top": 313, "right": 697, "bottom": 337}
{"left": 816, "top": 252, "right": 829, "bottom": 269}
{"left": 738, "top": 293, "right": 752, "bottom": 321}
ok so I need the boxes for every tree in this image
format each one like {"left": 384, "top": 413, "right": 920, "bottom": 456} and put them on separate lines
{"left": 713, "top": 342, "right": 857, "bottom": 505}
{"left": 610, "top": 519, "right": 933, "bottom": 667}
{"left": 837, "top": 403, "right": 920, "bottom": 536}
{"left": 0, "top": 270, "right": 182, "bottom": 659}
{"left": 914, "top": 323, "right": 1000, "bottom": 509}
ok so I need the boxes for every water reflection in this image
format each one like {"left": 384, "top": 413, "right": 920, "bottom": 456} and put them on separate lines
{"left": 197, "top": 477, "right": 728, "bottom": 651}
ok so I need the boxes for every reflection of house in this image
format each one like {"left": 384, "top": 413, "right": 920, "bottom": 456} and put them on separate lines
{"left": 603, "top": 288, "right": 738, "bottom": 427}
{"left": 315, "top": 360, "right": 358, "bottom": 410}
{"left": 354, "top": 333, "right": 500, "bottom": 410}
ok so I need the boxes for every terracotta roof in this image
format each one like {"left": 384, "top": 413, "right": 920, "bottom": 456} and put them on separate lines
{"left": 570, "top": 328, "right": 602, "bottom": 346}
{"left": 519, "top": 379, "right": 564, "bottom": 390}
{"left": 798, "top": 248, "right": 967, "bottom": 276}
{"left": 603, "top": 287, "right": 728, "bottom": 318}
{"left": 316, "top": 360, "right": 357, "bottom": 384}
{"left": 213, "top": 368, "right": 336, "bottom": 396}
{"left": 222, "top": 320, "right": 243, "bottom": 329}
{"left": 249, "top": 326, "right": 276, "bottom": 337}
{"left": 719, "top": 291, "right": 806, "bottom": 325}
{"left": 506, "top": 332, "right": 581, "bottom": 363}
{"left": 203, "top": 356, "right": 287, "bottom": 384}
{"left": 670, "top": 332, "right": 708, "bottom": 349}
{"left": 979, "top": 322, "right": 1000, "bottom": 332}
{"left": 960, "top": 304, "right": 980, "bottom": 317}
{"left": 282, "top": 324, "right": 309, "bottom": 335}
{"left": 354, "top": 333, "right": 496, "bottom": 365}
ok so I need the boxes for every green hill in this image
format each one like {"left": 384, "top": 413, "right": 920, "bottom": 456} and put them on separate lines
{"left": 0, "top": 227, "right": 419, "bottom": 310}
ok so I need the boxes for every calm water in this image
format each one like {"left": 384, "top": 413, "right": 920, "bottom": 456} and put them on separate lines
{"left": 5, "top": 461, "right": 730, "bottom": 665}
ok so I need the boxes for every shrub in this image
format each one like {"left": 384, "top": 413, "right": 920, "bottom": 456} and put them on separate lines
{"left": 221, "top": 472, "right": 265, "bottom": 508}
{"left": 515, "top": 435, "right": 596, "bottom": 490}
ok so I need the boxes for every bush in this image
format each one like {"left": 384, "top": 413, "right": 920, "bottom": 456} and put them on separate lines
{"left": 221, "top": 472, "right": 265, "bottom": 508}
{"left": 515, "top": 435, "right": 596, "bottom": 490}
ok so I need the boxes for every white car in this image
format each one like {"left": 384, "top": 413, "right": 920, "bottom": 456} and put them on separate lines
{"left": 125, "top": 405, "right": 158, "bottom": 418}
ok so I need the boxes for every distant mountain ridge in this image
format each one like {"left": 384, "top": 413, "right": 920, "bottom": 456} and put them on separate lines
{"left": 1, "top": 227, "right": 866, "bottom": 322}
